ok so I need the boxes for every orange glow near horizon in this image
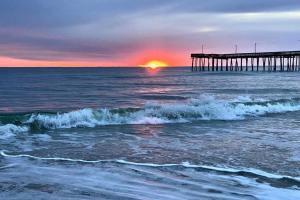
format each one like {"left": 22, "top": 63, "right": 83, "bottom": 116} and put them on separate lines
{"left": 0, "top": 48, "right": 188, "bottom": 67}
{"left": 144, "top": 66, "right": 162, "bottom": 75}
{"left": 131, "top": 49, "right": 186, "bottom": 67}
{"left": 139, "top": 60, "right": 169, "bottom": 69}
{"left": 0, "top": 56, "right": 114, "bottom": 67}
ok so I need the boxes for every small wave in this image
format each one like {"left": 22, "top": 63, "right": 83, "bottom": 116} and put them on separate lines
{"left": 140, "top": 94, "right": 188, "bottom": 100}
{"left": 0, "top": 124, "right": 28, "bottom": 139}
{"left": 1, "top": 150, "right": 300, "bottom": 186}
{"left": 1, "top": 96, "right": 300, "bottom": 132}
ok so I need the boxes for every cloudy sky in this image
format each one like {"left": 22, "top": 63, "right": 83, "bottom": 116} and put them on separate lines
{"left": 0, "top": 0, "right": 300, "bottom": 66}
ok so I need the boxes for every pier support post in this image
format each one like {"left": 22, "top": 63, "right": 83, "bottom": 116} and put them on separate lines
{"left": 235, "top": 58, "right": 238, "bottom": 71}
{"left": 292, "top": 56, "right": 296, "bottom": 71}
{"left": 196, "top": 58, "right": 200, "bottom": 71}
{"left": 240, "top": 58, "right": 243, "bottom": 71}
{"left": 221, "top": 59, "right": 224, "bottom": 71}
{"left": 273, "top": 57, "right": 277, "bottom": 72}
{"left": 296, "top": 56, "right": 300, "bottom": 72}
{"left": 268, "top": 57, "right": 272, "bottom": 72}
{"left": 262, "top": 57, "right": 266, "bottom": 72}
{"left": 226, "top": 59, "right": 229, "bottom": 71}
{"left": 192, "top": 57, "right": 194, "bottom": 71}
{"left": 256, "top": 57, "right": 259, "bottom": 72}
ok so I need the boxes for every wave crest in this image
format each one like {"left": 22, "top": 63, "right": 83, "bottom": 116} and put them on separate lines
{"left": 1, "top": 96, "right": 300, "bottom": 133}
{"left": 26, "top": 96, "right": 300, "bottom": 129}
{"left": 0, "top": 124, "right": 28, "bottom": 139}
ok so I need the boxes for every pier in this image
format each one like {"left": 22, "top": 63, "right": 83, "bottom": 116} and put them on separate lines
{"left": 191, "top": 51, "right": 300, "bottom": 72}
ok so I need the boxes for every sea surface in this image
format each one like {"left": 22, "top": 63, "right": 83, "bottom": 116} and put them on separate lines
{"left": 0, "top": 67, "right": 300, "bottom": 200}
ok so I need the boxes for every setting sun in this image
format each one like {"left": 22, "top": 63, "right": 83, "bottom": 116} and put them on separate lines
{"left": 140, "top": 60, "right": 168, "bottom": 69}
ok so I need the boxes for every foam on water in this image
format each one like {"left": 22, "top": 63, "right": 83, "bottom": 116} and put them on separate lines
{"left": 26, "top": 96, "right": 300, "bottom": 128}
{"left": 1, "top": 150, "right": 300, "bottom": 183}
{"left": 0, "top": 124, "right": 28, "bottom": 139}
{"left": 1, "top": 95, "right": 300, "bottom": 134}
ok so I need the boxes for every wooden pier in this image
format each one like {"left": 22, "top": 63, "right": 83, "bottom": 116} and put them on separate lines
{"left": 191, "top": 51, "right": 300, "bottom": 72}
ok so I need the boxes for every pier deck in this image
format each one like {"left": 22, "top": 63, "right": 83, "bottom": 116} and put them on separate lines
{"left": 191, "top": 51, "right": 300, "bottom": 72}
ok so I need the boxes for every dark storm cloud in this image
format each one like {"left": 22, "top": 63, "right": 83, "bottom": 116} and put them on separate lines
{"left": 0, "top": 0, "right": 299, "bottom": 63}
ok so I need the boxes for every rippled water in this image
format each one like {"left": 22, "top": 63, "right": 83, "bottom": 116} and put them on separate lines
{"left": 0, "top": 67, "right": 300, "bottom": 199}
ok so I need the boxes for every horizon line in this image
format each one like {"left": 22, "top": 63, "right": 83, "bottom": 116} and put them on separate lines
{"left": 0, "top": 66, "right": 189, "bottom": 68}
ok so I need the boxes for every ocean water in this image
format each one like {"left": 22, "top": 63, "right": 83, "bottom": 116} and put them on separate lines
{"left": 0, "top": 67, "right": 300, "bottom": 200}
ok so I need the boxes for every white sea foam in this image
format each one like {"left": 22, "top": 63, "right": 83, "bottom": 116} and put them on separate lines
{"left": 27, "top": 109, "right": 100, "bottom": 129}
{"left": 1, "top": 150, "right": 299, "bottom": 182}
{"left": 0, "top": 124, "right": 28, "bottom": 139}
{"left": 23, "top": 96, "right": 300, "bottom": 129}
{"left": 0, "top": 96, "right": 299, "bottom": 132}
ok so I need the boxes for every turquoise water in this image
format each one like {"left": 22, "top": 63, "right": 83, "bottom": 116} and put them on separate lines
{"left": 0, "top": 67, "right": 300, "bottom": 199}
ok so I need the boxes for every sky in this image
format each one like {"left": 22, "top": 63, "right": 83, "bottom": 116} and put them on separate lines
{"left": 0, "top": 0, "right": 300, "bottom": 67}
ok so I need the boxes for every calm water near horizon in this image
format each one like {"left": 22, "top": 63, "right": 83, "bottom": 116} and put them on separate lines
{"left": 0, "top": 67, "right": 300, "bottom": 199}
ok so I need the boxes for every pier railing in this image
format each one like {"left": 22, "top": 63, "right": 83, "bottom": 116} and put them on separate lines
{"left": 191, "top": 51, "right": 300, "bottom": 72}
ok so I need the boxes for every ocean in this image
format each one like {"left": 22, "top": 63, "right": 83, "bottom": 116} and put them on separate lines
{"left": 0, "top": 67, "right": 300, "bottom": 199}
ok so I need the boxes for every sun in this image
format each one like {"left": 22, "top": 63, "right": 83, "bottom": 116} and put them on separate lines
{"left": 139, "top": 60, "right": 168, "bottom": 69}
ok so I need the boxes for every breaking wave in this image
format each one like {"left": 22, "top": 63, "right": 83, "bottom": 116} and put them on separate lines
{"left": 0, "top": 124, "right": 29, "bottom": 139}
{"left": 1, "top": 96, "right": 300, "bottom": 135}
